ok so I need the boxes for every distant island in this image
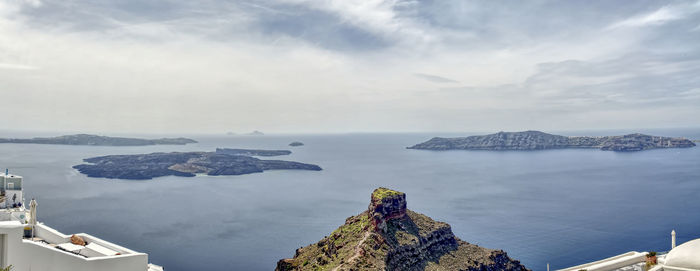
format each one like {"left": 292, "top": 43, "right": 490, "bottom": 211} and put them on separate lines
{"left": 276, "top": 187, "right": 527, "bottom": 271}
{"left": 408, "top": 131, "right": 696, "bottom": 152}
{"left": 288, "top": 141, "right": 304, "bottom": 147}
{"left": 226, "top": 130, "right": 264, "bottom": 136}
{"left": 73, "top": 150, "right": 321, "bottom": 180}
{"left": 0, "top": 134, "right": 197, "bottom": 146}
{"left": 245, "top": 130, "right": 264, "bottom": 136}
{"left": 215, "top": 148, "right": 291, "bottom": 156}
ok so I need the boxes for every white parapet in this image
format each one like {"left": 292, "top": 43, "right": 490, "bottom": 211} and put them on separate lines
{"left": 0, "top": 221, "right": 152, "bottom": 271}
{"left": 557, "top": 251, "right": 648, "bottom": 271}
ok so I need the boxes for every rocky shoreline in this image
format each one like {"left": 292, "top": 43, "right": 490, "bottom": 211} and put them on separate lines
{"left": 0, "top": 134, "right": 197, "bottom": 146}
{"left": 276, "top": 188, "right": 528, "bottom": 271}
{"left": 408, "top": 131, "right": 695, "bottom": 152}
{"left": 73, "top": 150, "right": 321, "bottom": 180}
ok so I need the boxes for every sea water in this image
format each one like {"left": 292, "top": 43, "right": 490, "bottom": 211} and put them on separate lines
{"left": 0, "top": 128, "right": 698, "bottom": 271}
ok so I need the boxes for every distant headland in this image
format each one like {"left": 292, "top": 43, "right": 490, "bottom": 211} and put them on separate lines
{"left": 0, "top": 134, "right": 197, "bottom": 146}
{"left": 408, "top": 130, "right": 696, "bottom": 152}
{"left": 73, "top": 148, "right": 321, "bottom": 180}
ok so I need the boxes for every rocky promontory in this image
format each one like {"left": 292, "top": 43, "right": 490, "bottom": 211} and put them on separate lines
{"left": 276, "top": 188, "right": 528, "bottom": 271}
{"left": 73, "top": 150, "right": 321, "bottom": 180}
{"left": 408, "top": 131, "right": 695, "bottom": 152}
{"left": 0, "top": 134, "right": 197, "bottom": 146}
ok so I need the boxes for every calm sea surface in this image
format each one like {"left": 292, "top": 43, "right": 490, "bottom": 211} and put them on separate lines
{"left": 0, "top": 129, "right": 699, "bottom": 271}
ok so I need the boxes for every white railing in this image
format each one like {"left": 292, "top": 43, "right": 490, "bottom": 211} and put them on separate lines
{"left": 558, "top": 251, "right": 647, "bottom": 271}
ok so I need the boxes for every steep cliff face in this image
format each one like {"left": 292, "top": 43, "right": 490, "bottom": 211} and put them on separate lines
{"left": 369, "top": 188, "right": 407, "bottom": 233}
{"left": 276, "top": 188, "right": 528, "bottom": 271}
{"left": 408, "top": 131, "right": 696, "bottom": 152}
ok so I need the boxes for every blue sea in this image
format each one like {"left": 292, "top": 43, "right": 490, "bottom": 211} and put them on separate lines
{"left": 0, "top": 129, "right": 699, "bottom": 271}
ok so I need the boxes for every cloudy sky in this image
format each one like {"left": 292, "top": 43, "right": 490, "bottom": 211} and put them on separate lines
{"left": 1, "top": 0, "right": 699, "bottom": 134}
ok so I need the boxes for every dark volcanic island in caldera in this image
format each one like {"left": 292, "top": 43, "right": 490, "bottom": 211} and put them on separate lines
{"left": 276, "top": 187, "right": 528, "bottom": 271}
{"left": 409, "top": 130, "right": 695, "bottom": 152}
{"left": 73, "top": 148, "right": 321, "bottom": 180}
{"left": 215, "top": 148, "right": 292, "bottom": 156}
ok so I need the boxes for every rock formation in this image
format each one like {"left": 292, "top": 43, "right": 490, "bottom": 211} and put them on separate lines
{"left": 408, "top": 131, "right": 695, "bottom": 152}
{"left": 73, "top": 151, "right": 321, "bottom": 180}
{"left": 0, "top": 134, "right": 197, "bottom": 146}
{"left": 369, "top": 188, "right": 407, "bottom": 233}
{"left": 276, "top": 188, "right": 528, "bottom": 271}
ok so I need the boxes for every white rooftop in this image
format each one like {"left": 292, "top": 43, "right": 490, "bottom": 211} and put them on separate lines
{"left": 665, "top": 238, "right": 700, "bottom": 271}
{"left": 0, "top": 172, "right": 22, "bottom": 178}
{"left": 559, "top": 231, "right": 700, "bottom": 271}
{"left": 0, "top": 174, "right": 163, "bottom": 271}
{"left": 57, "top": 242, "right": 84, "bottom": 252}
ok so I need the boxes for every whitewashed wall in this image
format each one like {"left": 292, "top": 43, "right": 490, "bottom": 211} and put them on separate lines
{"left": 0, "top": 222, "right": 148, "bottom": 271}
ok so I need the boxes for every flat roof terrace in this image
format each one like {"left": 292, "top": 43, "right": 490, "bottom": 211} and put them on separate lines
{"left": 25, "top": 223, "right": 143, "bottom": 259}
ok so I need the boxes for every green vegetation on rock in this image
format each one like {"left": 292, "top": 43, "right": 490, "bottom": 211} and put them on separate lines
{"left": 372, "top": 187, "right": 404, "bottom": 200}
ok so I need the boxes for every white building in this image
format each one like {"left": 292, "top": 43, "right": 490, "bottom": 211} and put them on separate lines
{"left": 558, "top": 230, "right": 700, "bottom": 271}
{"left": 1, "top": 173, "right": 23, "bottom": 209}
{"left": 0, "top": 173, "right": 163, "bottom": 271}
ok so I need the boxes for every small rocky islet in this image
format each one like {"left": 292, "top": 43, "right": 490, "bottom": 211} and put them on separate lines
{"left": 276, "top": 188, "right": 528, "bottom": 271}
{"left": 0, "top": 134, "right": 197, "bottom": 146}
{"left": 73, "top": 148, "right": 321, "bottom": 180}
{"left": 409, "top": 130, "right": 696, "bottom": 152}
{"left": 289, "top": 141, "right": 304, "bottom": 147}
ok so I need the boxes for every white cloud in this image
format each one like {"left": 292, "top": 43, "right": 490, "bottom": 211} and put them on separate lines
{"left": 611, "top": 7, "right": 681, "bottom": 28}
{"left": 0, "top": 63, "right": 37, "bottom": 70}
{"left": 22, "top": 0, "right": 42, "bottom": 8}
{"left": 278, "top": 0, "right": 433, "bottom": 46}
{"left": 0, "top": 0, "right": 697, "bottom": 133}
{"left": 609, "top": 3, "right": 700, "bottom": 29}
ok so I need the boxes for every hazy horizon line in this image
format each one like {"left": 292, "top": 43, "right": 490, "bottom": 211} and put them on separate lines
{"left": 1, "top": 126, "right": 699, "bottom": 138}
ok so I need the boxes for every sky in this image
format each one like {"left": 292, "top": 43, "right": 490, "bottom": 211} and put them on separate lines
{"left": 0, "top": 0, "right": 699, "bottom": 134}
